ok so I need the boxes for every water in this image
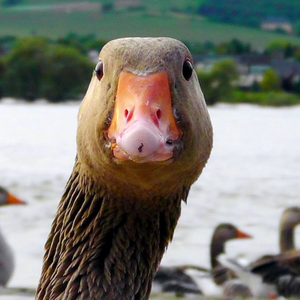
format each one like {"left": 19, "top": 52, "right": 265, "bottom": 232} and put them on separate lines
{"left": 0, "top": 99, "right": 299, "bottom": 298}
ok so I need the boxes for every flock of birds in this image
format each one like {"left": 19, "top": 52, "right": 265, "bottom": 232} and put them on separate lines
{"left": 153, "top": 206, "right": 300, "bottom": 299}
{"left": 1, "top": 37, "right": 299, "bottom": 300}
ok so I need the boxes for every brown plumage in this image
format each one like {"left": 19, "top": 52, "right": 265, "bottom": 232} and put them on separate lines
{"left": 251, "top": 250, "right": 300, "bottom": 298}
{"left": 36, "top": 37, "right": 212, "bottom": 300}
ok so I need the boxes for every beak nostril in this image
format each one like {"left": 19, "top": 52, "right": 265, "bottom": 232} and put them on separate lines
{"left": 124, "top": 109, "right": 129, "bottom": 119}
{"left": 124, "top": 108, "right": 133, "bottom": 123}
{"left": 156, "top": 109, "right": 162, "bottom": 120}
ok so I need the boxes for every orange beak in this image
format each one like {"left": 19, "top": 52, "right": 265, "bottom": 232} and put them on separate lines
{"left": 7, "top": 192, "right": 26, "bottom": 205}
{"left": 106, "top": 71, "right": 182, "bottom": 162}
{"left": 236, "top": 229, "right": 252, "bottom": 239}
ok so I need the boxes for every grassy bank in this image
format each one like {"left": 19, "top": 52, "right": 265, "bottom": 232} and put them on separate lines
{"left": 225, "top": 91, "right": 300, "bottom": 106}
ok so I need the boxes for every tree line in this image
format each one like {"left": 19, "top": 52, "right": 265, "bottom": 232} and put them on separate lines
{"left": 0, "top": 35, "right": 300, "bottom": 105}
{"left": 0, "top": 35, "right": 106, "bottom": 102}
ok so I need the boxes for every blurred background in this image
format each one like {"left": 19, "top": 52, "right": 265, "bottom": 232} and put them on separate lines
{"left": 0, "top": 1, "right": 300, "bottom": 299}
{"left": 2, "top": 0, "right": 300, "bottom": 104}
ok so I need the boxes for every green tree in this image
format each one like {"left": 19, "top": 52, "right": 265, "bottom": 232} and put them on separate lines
{"left": 0, "top": 58, "right": 5, "bottom": 98}
{"left": 57, "top": 33, "right": 91, "bottom": 54}
{"left": 42, "top": 45, "right": 94, "bottom": 102}
{"left": 1, "top": 37, "right": 94, "bottom": 101}
{"left": 84, "top": 38, "right": 107, "bottom": 52}
{"left": 197, "top": 59, "right": 239, "bottom": 105}
{"left": 2, "top": 37, "right": 49, "bottom": 100}
{"left": 265, "top": 39, "right": 294, "bottom": 58}
{"left": 0, "top": 36, "right": 17, "bottom": 55}
{"left": 260, "top": 69, "right": 281, "bottom": 92}
{"left": 57, "top": 34, "right": 106, "bottom": 54}
{"left": 216, "top": 39, "right": 251, "bottom": 55}
{"left": 197, "top": 71, "right": 215, "bottom": 105}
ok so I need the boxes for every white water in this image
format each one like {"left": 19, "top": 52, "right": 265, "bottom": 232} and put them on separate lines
{"left": 0, "top": 99, "right": 300, "bottom": 298}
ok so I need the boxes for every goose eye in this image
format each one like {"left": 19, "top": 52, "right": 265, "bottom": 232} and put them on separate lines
{"left": 182, "top": 59, "right": 193, "bottom": 81}
{"left": 95, "top": 61, "right": 104, "bottom": 81}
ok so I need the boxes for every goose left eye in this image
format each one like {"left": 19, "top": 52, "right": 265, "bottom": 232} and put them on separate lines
{"left": 95, "top": 61, "right": 104, "bottom": 81}
{"left": 182, "top": 59, "right": 193, "bottom": 81}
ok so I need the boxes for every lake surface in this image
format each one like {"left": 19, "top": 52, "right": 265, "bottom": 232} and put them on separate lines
{"left": 0, "top": 100, "right": 299, "bottom": 299}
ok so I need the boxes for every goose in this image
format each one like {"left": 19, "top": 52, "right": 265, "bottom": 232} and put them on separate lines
{"left": 152, "top": 223, "right": 251, "bottom": 296}
{"left": 248, "top": 207, "right": 300, "bottom": 298}
{"left": 152, "top": 265, "right": 203, "bottom": 295}
{"left": 219, "top": 206, "right": 300, "bottom": 298}
{"left": 35, "top": 37, "right": 213, "bottom": 300}
{"left": 210, "top": 224, "right": 253, "bottom": 298}
{"left": 279, "top": 206, "right": 300, "bottom": 252}
{"left": 210, "top": 223, "right": 252, "bottom": 286}
{"left": 251, "top": 250, "right": 300, "bottom": 298}
{"left": 0, "top": 186, "right": 25, "bottom": 286}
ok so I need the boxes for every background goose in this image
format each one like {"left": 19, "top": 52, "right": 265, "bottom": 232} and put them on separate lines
{"left": 0, "top": 187, "right": 25, "bottom": 287}
{"left": 251, "top": 250, "right": 300, "bottom": 298}
{"left": 210, "top": 223, "right": 252, "bottom": 286}
{"left": 248, "top": 206, "right": 300, "bottom": 298}
{"left": 152, "top": 223, "right": 251, "bottom": 297}
{"left": 35, "top": 37, "right": 213, "bottom": 300}
{"left": 279, "top": 206, "right": 300, "bottom": 253}
{"left": 219, "top": 206, "right": 300, "bottom": 298}
{"left": 210, "top": 223, "right": 253, "bottom": 298}
{"left": 152, "top": 265, "right": 203, "bottom": 296}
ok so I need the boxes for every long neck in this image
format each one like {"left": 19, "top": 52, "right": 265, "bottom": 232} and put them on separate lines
{"left": 36, "top": 165, "right": 184, "bottom": 300}
{"left": 280, "top": 226, "right": 295, "bottom": 252}
{"left": 210, "top": 236, "right": 226, "bottom": 269}
{"left": 210, "top": 235, "right": 231, "bottom": 286}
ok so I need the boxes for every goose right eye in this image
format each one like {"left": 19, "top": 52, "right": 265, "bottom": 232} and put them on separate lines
{"left": 95, "top": 61, "right": 104, "bottom": 81}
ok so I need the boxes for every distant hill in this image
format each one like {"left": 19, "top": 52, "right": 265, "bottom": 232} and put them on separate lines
{"left": 1, "top": 0, "right": 300, "bottom": 48}
{"left": 198, "top": 0, "right": 300, "bottom": 29}
{"left": 1, "top": 0, "right": 202, "bottom": 12}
